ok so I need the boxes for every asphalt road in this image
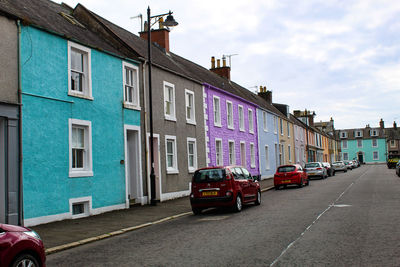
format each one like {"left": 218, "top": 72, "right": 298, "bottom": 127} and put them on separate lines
{"left": 47, "top": 164, "right": 400, "bottom": 267}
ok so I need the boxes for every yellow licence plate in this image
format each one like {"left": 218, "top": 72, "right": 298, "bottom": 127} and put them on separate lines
{"left": 202, "top": 191, "right": 218, "bottom": 196}
{"left": 282, "top": 180, "right": 291, "bottom": 183}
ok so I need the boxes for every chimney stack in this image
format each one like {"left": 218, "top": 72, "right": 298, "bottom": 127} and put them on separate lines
{"left": 394, "top": 121, "right": 397, "bottom": 129}
{"left": 379, "top": 118, "right": 384, "bottom": 129}
{"left": 210, "top": 56, "right": 231, "bottom": 80}
{"left": 140, "top": 22, "right": 171, "bottom": 52}
{"left": 257, "top": 86, "right": 272, "bottom": 104}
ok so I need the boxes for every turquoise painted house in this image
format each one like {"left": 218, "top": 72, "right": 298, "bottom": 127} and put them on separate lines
{"left": 3, "top": 0, "right": 143, "bottom": 226}
{"left": 337, "top": 125, "right": 387, "bottom": 164}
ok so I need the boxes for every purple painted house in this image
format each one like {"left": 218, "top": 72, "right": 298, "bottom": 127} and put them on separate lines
{"left": 204, "top": 82, "right": 259, "bottom": 175}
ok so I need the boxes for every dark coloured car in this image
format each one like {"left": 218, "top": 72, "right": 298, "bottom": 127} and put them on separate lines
{"left": 190, "top": 166, "right": 261, "bottom": 214}
{"left": 304, "top": 162, "right": 328, "bottom": 179}
{"left": 274, "top": 164, "right": 309, "bottom": 189}
{"left": 0, "top": 223, "right": 46, "bottom": 267}
{"left": 322, "top": 162, "right": 335, "bottom": 176}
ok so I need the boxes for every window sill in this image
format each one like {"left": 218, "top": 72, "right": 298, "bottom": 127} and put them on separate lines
{"left": 188, "top": 168, "right": 196, "bottom": 174}
{"left": 214, "top": 123, "right": 222, "bottom": 128}
{"left": 165, "top": 116, "right": 177, "bottom": 122}
{"left": 239, "top": 129, "right": 245, "bottom": 132}
{"left": 123, "top": 102, "right": 141, "bottom": 111}
{"left": 68, "top": 92, "right": 93, "bottom": 101}
{"left": 263, "top": 129, "right": 268, "bottom": 133}
{"left": 251, "top": 165, "right": 256, "bottom": 168}
{"left": 186, "top": 120, "right": 196, "bottom": 126}
{"left": 69, "top": 170, "right": 93, "bottom": 178}
{"left": 228, "top": 126, "right": 234, "bottom": 130}
{"left": 167, "top": 169, "right": 179, "bottom": 174}
{"left": 249, "top": 131, "right": 254, "bottom": 134}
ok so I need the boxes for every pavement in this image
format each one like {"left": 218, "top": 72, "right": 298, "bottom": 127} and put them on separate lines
{"left": 31, "top": 178, "right": 274, "bottom": 255}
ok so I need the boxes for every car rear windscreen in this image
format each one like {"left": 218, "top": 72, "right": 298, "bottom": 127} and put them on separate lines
{"left": 305, "top": 163, "right": 319, "bottom": 168}
{"left": 193, "top": 169, "right": 226, "bottom": 183}
{"left": 277, "top": 166, "right": 295, "bottom": 173}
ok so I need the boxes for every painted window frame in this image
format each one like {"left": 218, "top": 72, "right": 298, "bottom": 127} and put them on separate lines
{"left": 248, "top": 109, "right": 254, "bottom": 134}
{"left": 250, "top": 142, "right": 256, "bottom": 168}
{"left": 280, "top": 119, "right": 283, "bottom": 136}
{"left": 68, "top": 41, "right": 92, "bottom": 100}
{"left": 343, "top": 152, "right": 349, "bottom": 161}
{"left": 287, "top": 121, "right": 290, "bottom": 137}
{"left": 69, "top": 118, "right": 93, "bottom": 178}
{"left": 274, "top": 116, "right": 277, "bottom": 134}
{"left": 238, "top": 105, "right": 245, "bottom": 132}
{"left": 228, "top": 140, "right": 235, "bottom": 165}
{"left": 263, "top": 112, "right": 268, "bottom": 132}
{"left": 240, "top": 141, "right": 246, "bottom": 167}
{"left": 288, "top": 144, "right": 291, "bottom": 162}
{"left": 370, "top": 130, "right": 378, "bottom": 137}
{"left": 185, "top": 89, "right": 196, "bottom": 125}
{"left": 342, "top": 140, "right": 348, "bottom": 149}
{"left": 373, "top": 151, "right": 379, "bottom": 160}
{"left": 372, "top": 139, "right": 378, "bottom": 148}
{"left": 226, "top": 100, "right": 234, "bottom": 129}
{"left": 163, "top": 81, "right": 176, "bottom": 121}
{"left": 355, "top": 130, "right": 363, "bottom": 138}
{"left": 341, "top": 131, "right": 348, "bottom": 138}
{"left": 122, "top": 61, "right": 140, "bottom": 110}
{"left": 265, "top": 145, "right": 270, "bottom": 170}
{"left": 215, "top": 138, "right": 223, "bottom": 166}
{"left": 165, "top": 135, "right": 179, "bottom": 174}
{"left": 187, "top": 137, "right": 197, "bottom": 173}
{"left": 390, "top": 140, "right": 396, "bottom": 148}
{"left": 213, "top": 96, "right": 221, "bottom": 127}
{"left": 69, "top": 196, "right": 92, "bottom": 219}
{"left": 357, "top": 139, "right": 363, "bottom": 148}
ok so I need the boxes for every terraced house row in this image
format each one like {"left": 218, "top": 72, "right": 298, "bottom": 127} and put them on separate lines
{"left": 0, "top": 0, "right": 340, "bottom": 226}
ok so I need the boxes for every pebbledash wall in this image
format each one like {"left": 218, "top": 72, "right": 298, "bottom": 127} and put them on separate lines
{"left": 204, "top": 83, "right": 259, "bottom": 175}
{"left": 21, "top": 26, "right": 140, "bottom": 226}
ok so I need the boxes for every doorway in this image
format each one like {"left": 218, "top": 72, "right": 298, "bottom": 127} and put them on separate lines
{"left": 125, "top": 126, "right": 142, "bottom": 206}
{"left": 147, "top": 134, "right": 161, "bottom": 201}
{"left": 358, "top": 152, "right": 364, "bottom": 164}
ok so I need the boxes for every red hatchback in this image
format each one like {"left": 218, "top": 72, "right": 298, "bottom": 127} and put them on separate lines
{"left": 0, "top": 223, "right": 46, "bottom": 267}
{"left": 190, "top": 166, "right": 261, "bottom": 214}
{"left": 274, "top": 164, "right": 309, "bottom": 190}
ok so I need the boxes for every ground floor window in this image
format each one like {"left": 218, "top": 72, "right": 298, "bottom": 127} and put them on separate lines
{"left": 343, "top": 152, "right": 348, "bottom": 161}
{"left": 373, "top": 151, "right": 379, "bottom": 160}
{"left": 165, "top": 135, "right": 178, "bottom": 173}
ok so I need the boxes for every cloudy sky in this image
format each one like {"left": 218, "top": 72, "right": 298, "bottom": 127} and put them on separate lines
{"left": 59, "top": 0, "right": 400, "bottom": 129}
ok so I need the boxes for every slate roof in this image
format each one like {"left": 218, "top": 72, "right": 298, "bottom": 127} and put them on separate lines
{"left": 385, "top": 128, "right": 400, "bottom": 140}
{"left": 0, "top": 0, "right": 135, "bottom": 60}
{"left": 336, "top": 127, "right": 385, "bottom": 140}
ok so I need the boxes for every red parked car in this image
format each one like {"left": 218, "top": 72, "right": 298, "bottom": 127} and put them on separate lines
{"left": 0, "top": 223, "right": 46, "bottom": 267}
{"left": 274, "top": 164, "right": 309, "bottom": 190}
{"left": 190, "top": 166, "right": 261, "bottom": 214}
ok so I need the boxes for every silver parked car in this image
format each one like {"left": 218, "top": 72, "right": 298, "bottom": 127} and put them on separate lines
{"left": 304, "top": 162, "right": 328, "bottom": 179}
{"left": 332, "top": 161, "right": 347, "bottom": 172}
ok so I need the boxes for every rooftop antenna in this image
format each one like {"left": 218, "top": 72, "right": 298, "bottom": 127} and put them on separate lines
{"left": 130, "top": 14, "right": 143, "bottom": 32}
{"left": 223, "top": 54, "right": 238, "bottom": 67}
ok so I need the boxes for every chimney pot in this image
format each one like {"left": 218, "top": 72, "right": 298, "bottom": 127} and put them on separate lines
{"left": 217, "top": 59, "right": 221, "bottom": 68}
{"left": 222, "top": 56, "right": 227, "bottom": 67}
{"left": 211, "top": 56, "right": 215, "bottom": 69}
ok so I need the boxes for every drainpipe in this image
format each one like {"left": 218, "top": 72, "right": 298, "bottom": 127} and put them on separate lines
{"left": 141, "top": 60, "right": 150, "bottom": 204}
{"left": 17, "top": 20, "right": 23, "bottom": 226}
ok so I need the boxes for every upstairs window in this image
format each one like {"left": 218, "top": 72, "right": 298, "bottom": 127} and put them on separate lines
{"left": 263, "top": 112, "right": 268, "bottom": 132}
{"left": 213, "top": 96, "right": 221, "bottom": 127}
{"left": 185, "top": 90, "right": 196, "bottom": 125}
{"left": 280, "top": 119, "right": 283, "bottom": 135}
{"left": 68, "top": 41, "right": 92, "bottom": 99}
{"left": 390, "top": 140, "right": 396, "bottom": 148}
{"left": 164, "top": 82, "right": 176, "bottom": 121}
{"left": 69, "top": 119, "right": 92, "bottom": 177}
{"left": 372, "top": 139, "right": 378, "bottom": 147}
{"left": 238, "top": 105, "right": 244, "bottom": 131}
{"left": 357, "top": 139, "right": 362, "bottom": 148}
{"left": 248, "top": 109, "right": 254, "bottom": 133}
{"left": 123, "top": 62, "right": 139, "bottom": 109}
{"left": 355, "top": 130, "right": 363, "bottom": 138}
{"left": 287, "top": 121, "right": 290, "bottom": 137}
{"left": 226, "top": 101, "right": 233, "bottom": 129}
{"left": 370, "top": 129, "right": 378, "bottom": 136}
{"left": 340, "top": 132, "right": 347, "bottom": 138}
{"left": 342, "top": 140, "right": 348, "bottom": 149}
{"left": 274, "top": 116, "right": 277, "bottom": 134}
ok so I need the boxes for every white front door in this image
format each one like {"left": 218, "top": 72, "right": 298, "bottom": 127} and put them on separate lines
{"left": 125, "top": 127, "right": 142, "bottom": 204}
{"left": 148, "top": 134, "right": 161, "bottom": 200}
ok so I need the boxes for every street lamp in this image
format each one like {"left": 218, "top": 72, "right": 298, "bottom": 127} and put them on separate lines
{"left": 146, "top": 7, "right": 178, "bottom": 205}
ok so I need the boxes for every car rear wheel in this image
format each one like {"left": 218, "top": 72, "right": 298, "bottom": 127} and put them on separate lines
{"left": 11, "top": 253, "right": 39, "bottom": 267}
{"left": 255, "top": 190, "right": 261, "bottom": 205}
{"left": 233, "top": 194, "right": 242, "bottom": 212}
{"left": 192, "top": 207, "right": 202, "bottom": 215}
{"left": 306, "top": 179, "right": 309, "bottom": 186}
{"left": 298, "top": 179, "right": 303, "bottom": 188}
{"left": 275, "top": 185, "right": 280, "bottom": 190}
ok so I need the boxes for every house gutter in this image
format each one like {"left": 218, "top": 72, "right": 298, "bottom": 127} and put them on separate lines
{"left": 141, "top": 60, "right": 150, "bottom": 203}
{"left": 17, "top": 19, "right": 23, "bottom": 226}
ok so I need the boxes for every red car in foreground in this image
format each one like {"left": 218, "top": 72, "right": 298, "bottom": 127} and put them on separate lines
{"left": 190, "top": 166, "right": 261, "bottom": 214}
{"left": 0, "top": 223, "right": 46, "bottom": 267}
{"left": 274, "top": 164, "right": 309, "bottom": 190}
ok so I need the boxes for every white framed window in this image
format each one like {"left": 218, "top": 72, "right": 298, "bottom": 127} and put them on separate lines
{"left": 340, "top": 132, "right": 348, "bottom": 138}
{"left": 226, "top": 100, "right": 234, "bottom": 129}
{"left": 343, "top": 152, "right": 349, "bottom": 160}
{"left": 342, "top": 140, "right": 348, "bottom": 149}
{"left": 69, "top": 196, "right": 92, "bottom": 219}
{"left": 185, "top": 89, "right": 196, "bottom": 125}
{"left": 69, "top": 119, "right": 93, "bottom": 177}
{"left": 373, "top": 151, "right": 379, "bottom": 160}
{"left": 279, "top": 144, "right": 283, "bottom": 165}
{"left": 228, "top": 140, "right": 235, "bottom": 165}
{"left": 355, "top": 130, "right": 363, "bottom": 138}
{"left": 265, "top": 145, "right": 270, "bottom": 170}
{"left": 370, "top": 129, "right": 378, "bottom": 136}
{"left": 372, "top": 139, "right": 378, "bottom": 147}
{"left": 250, "top": 143, "right": 255, "bottom": 168}
{"left": 390, "top": 140, "right": 396, "bottom": 148}
{"left": 213, "top": 96, "right": 221, "bottom": 127}
{"left": 263, "top": 112, "right": 268, "bottom": 132}
{"left": 274, "top": 116, "right": 277, "bottom": 134}
{"left": 240, "top": 142, "right": 246, "bottom": 167}
{"left": 275, "top": 143, "right": 279, "bottom": 166}
{"left": 248, "top": 109, "right": 254, "bottom": 134}
{"left": 288, "top": 145, "right": 291, "bottom": 162}
{"left": 287, "top": 122, "right": 290, "bottom": 137}
{"left": 357, "top": 139, "right": 362, "bottom": 148}
{"left": 122, "top": 62, "right": 140, "bottom": 109}
{"left": 165, "top": 135, "right": 178, "bottom": 173}
{"left": 215, "top": 138, "right": 223, "bottom": 166}
{"left": 280, "top": 119, "right": 283, "bottom": 135}
{"left": 68, "top": 41, "right": 92, "bottom": 99}
{"left": 164, "top": 82, "right": 176, "bottom": 121}
{"left": 238, "top": 105, "right": 245, "bottom": 132}
{"left": 187, "top": 138, "right": 197, "bottom": 173}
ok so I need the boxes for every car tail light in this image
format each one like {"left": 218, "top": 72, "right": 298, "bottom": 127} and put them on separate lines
{"left": 316, "top": 167, "right": 322, "bottom": 170}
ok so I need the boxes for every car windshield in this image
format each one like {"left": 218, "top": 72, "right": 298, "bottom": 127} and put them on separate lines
{"left": 193, "top": 168, "right": 226, "bottom": 183}
{"left": 277, "top": 166, "right": 295, "bottom": 173}
{"left": 305, "top": 163, "right": 319, "bottom": 168}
